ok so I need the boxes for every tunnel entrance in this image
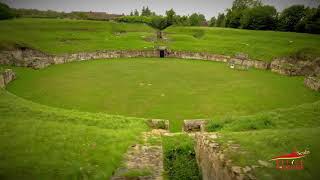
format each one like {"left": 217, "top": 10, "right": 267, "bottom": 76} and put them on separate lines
{"left": 158, "top": 46, "right": 167, "bottom": 58}
{"left": 160, "top": 50, "right": 165, "bottom": 58}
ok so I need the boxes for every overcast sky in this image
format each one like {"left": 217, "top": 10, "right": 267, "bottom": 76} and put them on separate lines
{"left": 2, "top": 0, "right": 319, "bottom": 19}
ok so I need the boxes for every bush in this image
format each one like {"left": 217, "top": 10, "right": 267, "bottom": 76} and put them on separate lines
{"left": 0, "top": 2, "right": 14, "bottom": 20}
{"left": 278, "top": 5, "right": 305, "bottom": 32}
{"left": 241, "top": 5, "right": 277, "bottom": 30}
{"left": 163, "top": 135, "right": 201, "bottom": 180}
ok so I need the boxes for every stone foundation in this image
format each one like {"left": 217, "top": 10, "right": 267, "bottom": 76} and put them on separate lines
{"left": 183, "top": 119, "right": 208, "bottom": 132}
{"left": 0, "top": 48, "right": 159, "bottom": 69}
{"left": 147, "top": 119, "right": 169, "bottom": 130}
{"left": 166, "top": 51, "right": 270, "bottom": 70}
{"left": 0, "top": 69, "right": 16, "bottom": 88}
{"left": 0, "top": 48, "right": 271, "bottom": 70}
{"left": 271, "top": 58, "right": 320, "bottom": 76}
{"left": 195, "top": 133, "right": 255, "bottom": 180}
{"left": 304, "top": 76, "right": 320, "bottom": 91}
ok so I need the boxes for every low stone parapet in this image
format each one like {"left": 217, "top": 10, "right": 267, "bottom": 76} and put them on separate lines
{"left": 270, "top": 58, "right": 320, "bottom": 76}
{"left": 183, "top": 119, "right": 208, "bottom": 132}
{"left": 0, "top": 69, "right": 16, "bottom": 88}
{"left": 304, "top": 76, "right": 320, "bottom": 91}
{"left": 147, "top": 119, "right": 169, "bottom": 130}
{"left": 195, "top": 133, "right": 255, "bottom": 180}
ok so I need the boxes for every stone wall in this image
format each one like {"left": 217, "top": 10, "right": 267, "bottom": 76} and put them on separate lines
{"left": 166, "top": 51, "right": 270, "bottom": 70}
{"left": 271, "top": 58, "right": 320, "bottom": 76}
{"left": 0, "top": 69, "right": 16, "bottom": 88}
{"left": 195, "top": 133, "right": 255, "bottom": 180}
{"left": 1, "top": 48, "right": 272, "bottom": 70}
{"left": 0, "top": 48, "right": 159, "bottom": 69}
{"left": 304, "top": 76, "right": 320, "bottom": 91}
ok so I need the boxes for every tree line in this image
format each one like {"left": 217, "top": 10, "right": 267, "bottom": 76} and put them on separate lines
{"left": 1, "top": 1, "right": 319, "bottom": 34}
{"left": 210, "top": 0, "right": 320, "bottom": 34}
{"left": 121, "top": 0, "right": 320, "bottom": 34}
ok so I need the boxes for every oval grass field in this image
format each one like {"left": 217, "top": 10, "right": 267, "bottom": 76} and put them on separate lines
{"left": 7, "top": 58, "right": 320, "bottom": 131}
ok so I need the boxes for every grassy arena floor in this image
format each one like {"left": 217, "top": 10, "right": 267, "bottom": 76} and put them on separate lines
{"left": 5, "top": 58, "right": 320, "bottom": 131}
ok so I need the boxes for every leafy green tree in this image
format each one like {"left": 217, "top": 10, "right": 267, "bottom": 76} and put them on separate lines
{"left": 241, "top": 5, "right": 277, "bottom": 30}
{"left": 166, "top": 9, "right": 176, "bottom": 25}
{"left": 134, "top": 9, "right": 139, "bottom": 16}
{"left": 0, "top": 2, "right": 14, "bottom": 20}
{"left": 231, "top": 0, "right": 262, "bottom": 10}
{"left": 216, "top": 13, "right": 226, "bottom": 27}
{"left": 189, "top": 13, "right": 206, "bottom": 26}
{"left": 175, "top": 15, "right": 190, "bottom": 26}
{"left": 141, "top": 6, "right": 152, "bottom": 16}
{"left": 304, "top": 6, "right": 320, "bottom": 34}
{"left": 149, "top": 16, "right": 170, "bottom": 30}
{"left": 209, "top": 17, "right": 216, "bottom": 27}
{"left": 225, "top": 0, "right": 262, "bottom": 28}
{"left": 278, "top": 5, "right": 305, "bottom": 31}
{"left": 149, "top": 16, "right": 171, "bottom": 39}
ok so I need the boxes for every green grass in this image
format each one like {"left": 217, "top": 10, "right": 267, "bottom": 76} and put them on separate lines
{"left": 1, "top": 18, "right": 320, "bottom": 62}
{"left": 218, "top": 128, "right": 320, "bottom": 180}
{"left": 164, "top": 26, "right": 320, "bottom": 61}
{"left": 206, "top": 101, "right": 320, "bottom": 132}
{"left": 0, "top": 89, "right": 148, "bottom": 179}
{"left": 5, "top": 58, "right": 320, "bottom": 131}
{"left": 0, "top": 18, "right": 155, "bottom": 54}
{"left": 162, "top": 134, "right": 201, "bottom": 180}
{"left": 206, "top": 101, "right": 320, "bottom": 180}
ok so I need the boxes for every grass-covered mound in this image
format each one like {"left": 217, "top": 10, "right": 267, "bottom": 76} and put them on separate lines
{"left": 0, "top": 90, "right": 148, "bottom": 179}
{"left": 164, "top": 26, "right": 320, "bottom": 61}
{"left": 5, "top": 58, "right": 320, "bottom": 131}
{"left": 0, "top": 18, "right": 155, "bottom": 54}
{"left": 206, "top": 101, "right": 320, "bottom": 180}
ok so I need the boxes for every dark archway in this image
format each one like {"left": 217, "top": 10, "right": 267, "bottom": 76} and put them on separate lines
{"left": 160, "top": 50, "right": 165, "bottom": 58}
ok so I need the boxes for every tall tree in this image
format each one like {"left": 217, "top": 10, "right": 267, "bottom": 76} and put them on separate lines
{"left": 134, "top": 9, "right": 139, "bottom": 16}
{"left": 166, "top": 9, "right": 176, "bottom": 25}
{"left": 141, "top": 6, "right": 152, "bottom": 16}
{"left": 226, "top": 0, "right": 262, "bottom": 28}
{"left": 278, "top": 5, "right": 305, "bottom": 31}
{"left": 189, "top": 13, "right": 206, "bottom": 26}
{"left": 209, "top": 17, "right": 216, "bottom": 27}
{"left": 0, "top": 2, "right": 14, "bottom": 20}
{"left": 241, "top": 5, "right": 277, "bottom": 30}
{"left": 216, "top": 13, "right": 226, "bottom": 27}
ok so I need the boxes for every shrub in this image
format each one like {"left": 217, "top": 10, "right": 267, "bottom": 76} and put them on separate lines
{"left": 0, "top": 2, "right": 14, "bottom": 20}
{"left": 241, "top": 5, "right": 278, "bottom": 30}
{"left": 163, "top": 135, "right": 201, "bottom": 180}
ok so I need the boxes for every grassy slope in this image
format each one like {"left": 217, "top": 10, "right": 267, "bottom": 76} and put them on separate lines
{"left": 206, "top": 101, "right": 320, "bottom": 180}
{"left": 0, "top": 89, "right": 148, "bottom": 180}
{"left": 1, "top": 18, "right": 320, "bottom": 61}
{"left": 164, "top": 26, "right": 320, "bottom": 61}
{"left": 0, "top": 18, "right": 155, "bottom": 54}
{"left": 5, "top": 58, "right": 320, "bottom": 131}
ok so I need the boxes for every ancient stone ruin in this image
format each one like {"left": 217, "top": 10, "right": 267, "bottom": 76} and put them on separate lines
{"left": 195, "top": 133, "right": 256, "bottom": 180}
{"left": 304, "top": 76, "right": 320, "bottom": 91}
{"left": 183, "top": 119, "right": 208, "bottom": 132}
{"left": 0, "top": 69, "right": 16, "bottom": 88}
{"left": 147, "top": 119, "right": 169, "bottom": 130}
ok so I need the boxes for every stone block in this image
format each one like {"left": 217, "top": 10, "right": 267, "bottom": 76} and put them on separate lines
{"left": 147, "top": 119, "right": 169, "bottom": 130}
{"left": 183, "top": 119, "right": 208, "bottom": 132}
